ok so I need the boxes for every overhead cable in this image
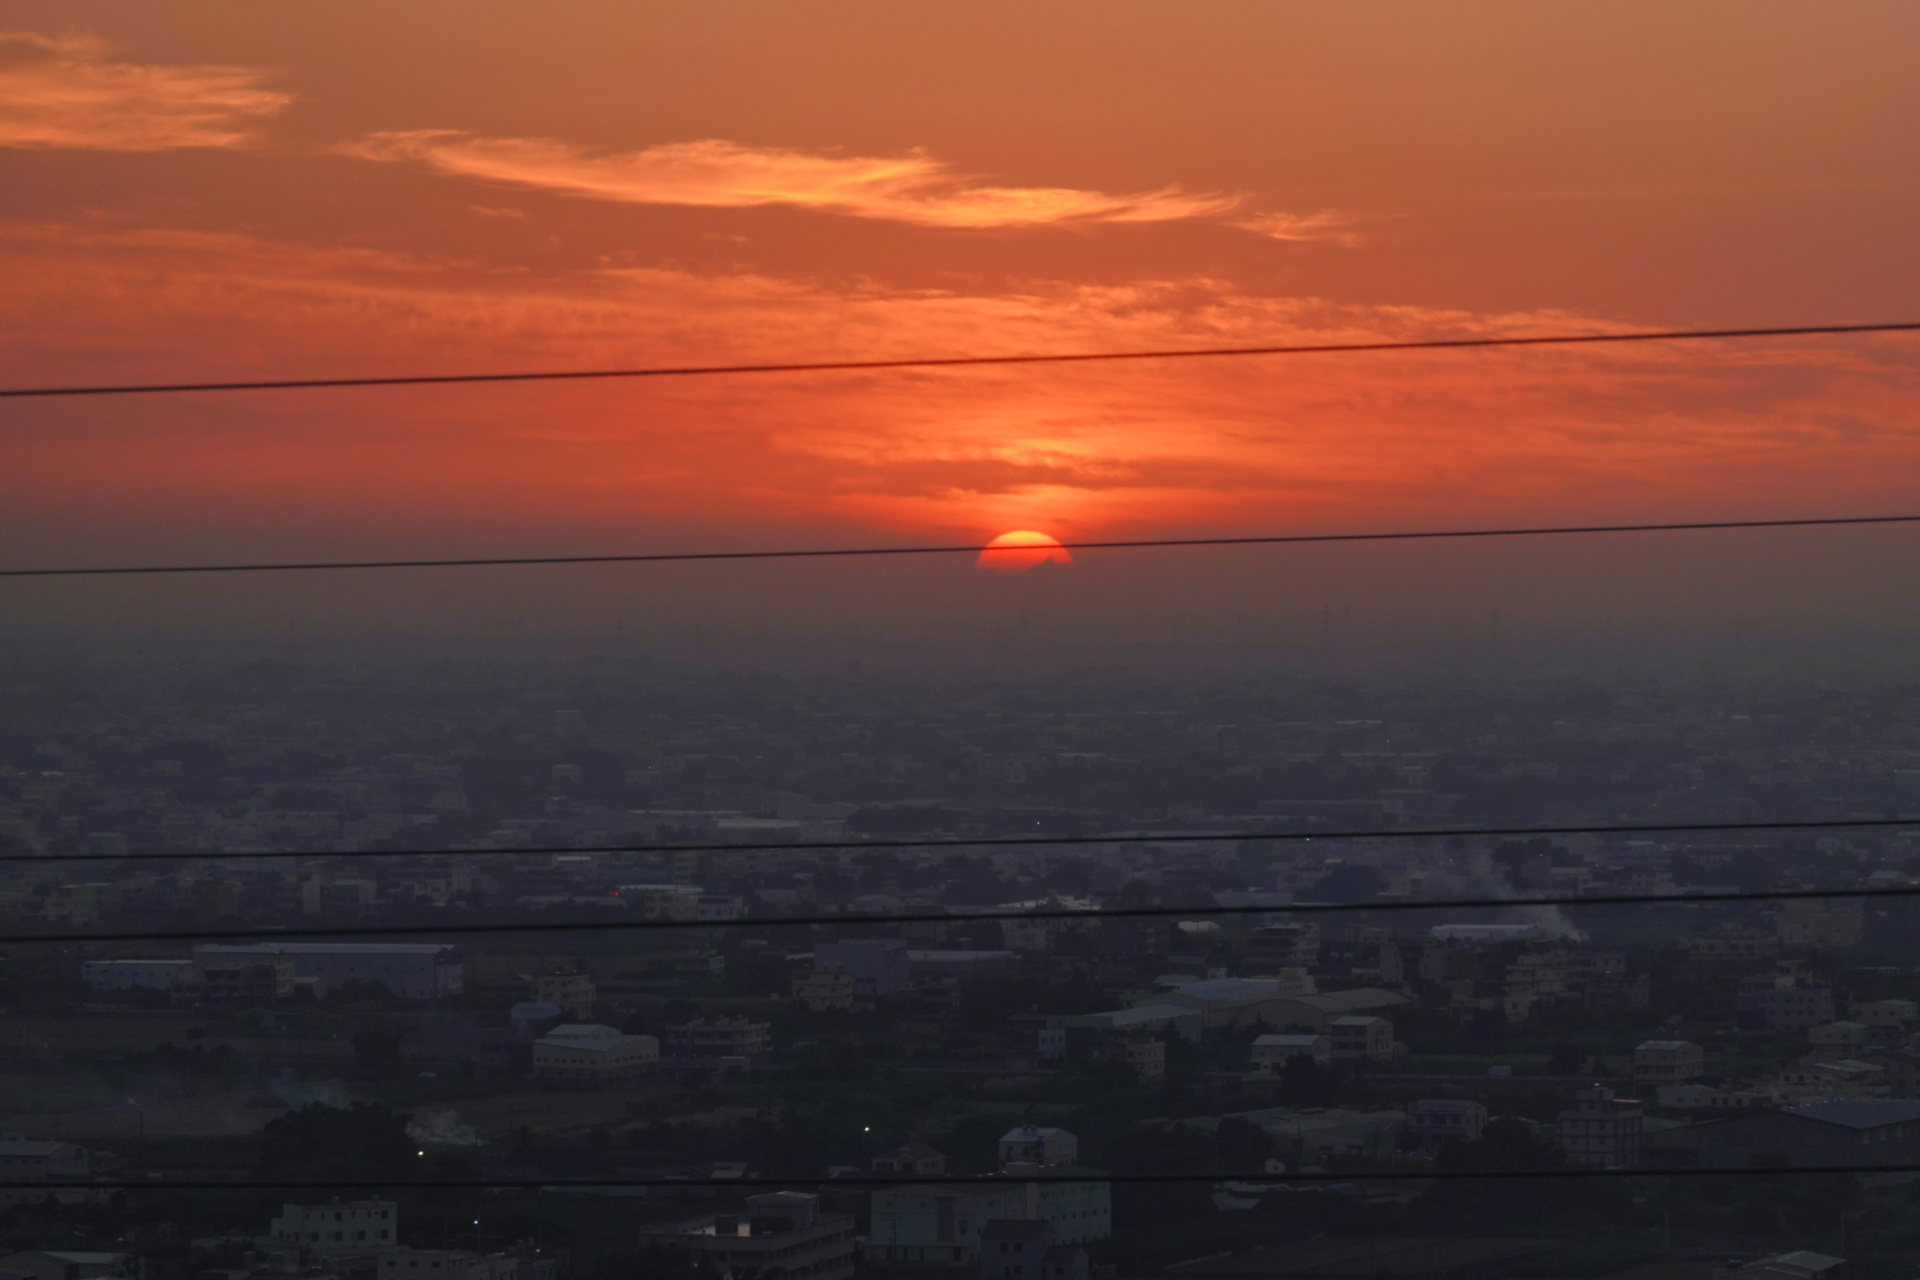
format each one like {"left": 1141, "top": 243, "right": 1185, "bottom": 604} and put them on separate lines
{"left": 10, "top": 877, "right": 1920, "bottom": 949}
{"left": 14, "top": 1164, "right": 1905, "bottom": 1191}
{"left": 5, "top": 814, "right": 1912, "bottom": 866}
{"left": 2, "top": 320, "right": 1915, "bottom": 401}
{"left": 3, "top": 514, "right": 1917, "bottom": 581}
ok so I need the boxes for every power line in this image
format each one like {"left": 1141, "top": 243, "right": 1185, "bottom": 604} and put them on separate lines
{"left": 4, "top": 514, "right": 1917, "bottom": 581}
{"left": 10, "top": 1165, "right": 1903, "bottom": 1191}
{"left": 6, "top": 815, "right": 1912, "bottom": 866}
{"left": 3, "top": 321, "right": 1915, "bottom": 401}
{"left": 11, "top": 876, "right": 1920, "bottom": 950}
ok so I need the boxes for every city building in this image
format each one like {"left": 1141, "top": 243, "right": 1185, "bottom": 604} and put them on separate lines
{"left": 1329, "top": 1016, "right": 1395, "bottom": 1062}
{"left": 999, "top": 1128, "right": 1077, "bottom": 1169}
{"left": 874, "top": 1144, "right": 947, "bottom": 1176}
{"left": 664, "top": 1017, "right": 772, "bottom": 1069}
{"left": 269, "top": 1200, "right": 398, "bottom": 1254}
{"left": 191, "top": 943, "right": 462, "bottom": 1000}
{"left": 1405, "top": 1099, "right": 1488, "bottom": 1153}
{"left": 1738, "top": 978, "right": 1836, "bottom": 1032}
{"left": 0, "top": 1253, "right": 141, "bottom": 1280}
{"left": 1670, "top": 1099, "right": 1920, "bottom": 1168}
{"left": 0, "top": 1140, "right": 94, "bottom": 1208}
{"left": 80, "top": 959, "right": 191, "bottom": 993}
{"left": 180, "top": 948, "right": 295, "bottom": 1004}
{"left": 645, "top": 1192, "right": 854, "bottom": 1280}
{"left": 978, "top": 1220, "right": 1088, "bottom": 1280}
{"left": 792, "top": 966, "right": 863, "bottom": 1012}
{"left": 1251, "top": 1033, "right": 1331, "bottom": 1072}
{"left": 813, "top": 938, "right": 910, "bottom": 999}
{"left": 377, "top": 1249, "right": 554, "bottom": 1280}
{"left": 1632, "top": 1040, "right": 1706, "bottom": 1087}
{"left": 1557, "top": 1086, "right": 1643, "bottom": 1168}
{"left": 525, "top": 971, "right": 594, "bottom": 1019}
{"left": 531, "top": 1024, "right": 659, "bottom": 1083}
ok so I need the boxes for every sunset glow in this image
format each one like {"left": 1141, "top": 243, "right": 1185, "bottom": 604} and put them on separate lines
{"left": 976, "top": 531, "right": 1074, "bottom": 574}
{"left": 0, "top": 4, "right": 1913, "bottom": 580}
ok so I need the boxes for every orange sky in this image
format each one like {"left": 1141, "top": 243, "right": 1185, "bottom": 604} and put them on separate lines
{"left": 1, "top": 2, "right": 1917, "bottom": 588}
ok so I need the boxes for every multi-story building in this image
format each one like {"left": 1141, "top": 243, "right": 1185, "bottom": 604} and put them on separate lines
{"left": 1558, "top": 1086, "right": 1643, "bottom": 1168}
{"left": 531, "top": 1024, "right": 659, "bottom": 1083}
{"left": 792, "top": 966, "right": 862, "bottom": 1012}
{"left": 998, "top": 1128, "right": 1077, "bottom": 1169}
{"left": 664, "top": 1017, "right": 772, "bottom": 1069}
{"left": 191, "top": 943, "right": 462, "bottom": 1000}
{"left": 181, "top": 948, "right": 295, "bottom": 1004}
{"left": 526, "top": 971, "right": 594, "bottom": 1019}
{"left": 269, "top": 1199, "right": 398, "bottom": 1254}
{"left": 81, "top": 959, "right": 191, "bottom": 993}
{"left": 1632, "top": 1040, "right": 1705, "bottom": 1087}
{"left": 1329, "top": 1016, "right": 1395, "bottom": 1062}
{"left": 1738, "top": 978, "right": 1836, "bottom": 1032}
{"left": 870, "top": 1128, "right": 1111, "bottom": 1268}
{"left": 613, "top": 884, "right": 702, "bottom": 921}
{"left": 1405, "top": 1099, "right": 1488, "bottom": 1153}
{"left": 0, "top": 1139, "right": 93, "bottom": 1207}
{"left": 978, "top": 1220, "right": 1088, "bottom": 1280}
{"left": 873, "top": 1144, "right": 946, "bottom": 1176}
{"left": 377, "top": 1249, "right": 554, "bottom": 1280}
{"left": 1251, "top": 1034, "right": 1330, "bottom": 1072}
{"left": 1853, "top": 998, "right": 1920, "bottom": 1030}
{"left": 813, "top": 938, "right": 909, "bottom": 1000}
{"left": 646, "top": 1193, "right": 854, "bottom": 1280}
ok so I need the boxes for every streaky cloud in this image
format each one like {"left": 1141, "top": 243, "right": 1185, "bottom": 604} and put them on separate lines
{"left": 0, "top": 29, "right": 289, "bottom": 151}
{"left": 347, "top": 132, "right": 1242, "bottom": 229}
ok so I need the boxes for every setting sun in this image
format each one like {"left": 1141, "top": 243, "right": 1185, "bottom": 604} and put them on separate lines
{"left": 975, "top": 530, "right": 1074, "bottom": 574}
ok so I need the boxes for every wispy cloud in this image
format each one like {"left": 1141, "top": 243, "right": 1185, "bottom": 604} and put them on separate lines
{"left": 1234, "top": 209, "right": 1359, "bottom": 245}
{"left": 0, "top": 30, "right": 289, "bottom": 150}
{"left": 349, "top": 132, "right": 1242, "bottom": 229}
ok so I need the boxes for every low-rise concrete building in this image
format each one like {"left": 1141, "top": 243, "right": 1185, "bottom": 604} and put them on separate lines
{"left": 81, "top": 959, "right": 191, "bottom": 993}
{"left": 1633, "top": 1040, "right": 1706, "bottom": 1087}
{"left": 531, "top": 1024, "right": 658, "bottom": 1083}
{"left": 1406, "top": 1099, "right": 1488, "bottom": 1152}
{"left": 1329, "top": 1016, "right": 1394, "bottom": 1062}
{"left": 664, "top": 1017, "right": 771, "bottom": 1069}
{"left": 1251, "top": 1033, "right": 1330, "bottom": 1072}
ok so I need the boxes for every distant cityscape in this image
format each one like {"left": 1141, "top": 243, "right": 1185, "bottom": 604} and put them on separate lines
{"left": 2, "top": 650, "right": 1919, "bottom": 1280}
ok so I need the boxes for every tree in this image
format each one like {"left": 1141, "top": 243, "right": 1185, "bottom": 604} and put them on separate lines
{"left": 352, "top": 1028, "right": 403, "bottom": 1076}
{"left": 257, "top": 1102, "right": 416, "bottom": 1180}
